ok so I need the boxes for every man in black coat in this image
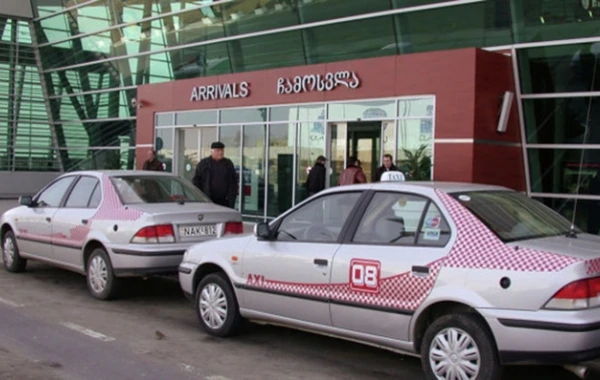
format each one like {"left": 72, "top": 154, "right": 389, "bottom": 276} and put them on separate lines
{"left": 375, "top": 154, "right": 399, "bottom": 182}
{"left": 192, "top": 141, "right": 238, "bottom": 208}
{"left": 305, "top": 155, "right": 327, "bottom": 196}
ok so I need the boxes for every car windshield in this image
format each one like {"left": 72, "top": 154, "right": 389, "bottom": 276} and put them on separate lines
{"left": 451, "top": 190, "right": 576, "bottom": 242}
{"left": 111, "top": 175, "right": 210, "bottom": 204}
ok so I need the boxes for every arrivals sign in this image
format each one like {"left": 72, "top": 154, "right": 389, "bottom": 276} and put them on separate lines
{"left": 188, "top": 70, "right": 361, "bottom": 101}
{"left": 190, "top": 81, "right": 250, "bottom": 102}
{"left": 276, "top": 70, "right": 361, "bottom": 95}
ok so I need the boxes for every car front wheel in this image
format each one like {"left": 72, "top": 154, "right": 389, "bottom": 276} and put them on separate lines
{"left": 2, "top": 230, "right": 26, "bottom": 273}
{"left": 86, "top": 248, "right": 120, "bottom": 300}
{"left": 195, "top": 272, "right": 242, "bottom": 337}
{"left": 421, "top": 313, "right": 501, "bottom": 380}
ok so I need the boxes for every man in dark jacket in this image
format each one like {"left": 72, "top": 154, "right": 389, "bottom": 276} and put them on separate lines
{"left": 142, "top": 150, "right": 164, "bottom": 171}
{"left": 305, "top": 155, "right": 327, "bottom": 196}
{"left": 192, "top": 142, "right": 238, "bottom": 208}
{"left": 375, "top": 154, "right": 399, "bottom": 182}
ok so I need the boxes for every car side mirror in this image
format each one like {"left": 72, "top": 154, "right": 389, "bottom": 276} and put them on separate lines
{"left": 19, "top": 195, "right": 34, "bottom": 207}
{"left": 255, "top": 222, "right": 272, "bottom": 240}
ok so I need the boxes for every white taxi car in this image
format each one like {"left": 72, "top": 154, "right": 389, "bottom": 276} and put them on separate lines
{"left": 179, "top": 182, "right": 600, "bottom": 380}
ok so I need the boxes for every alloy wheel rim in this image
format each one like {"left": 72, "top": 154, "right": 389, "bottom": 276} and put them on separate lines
{"left": 429, "top": 327, "right": 481, "bottom": 380}
{"left": 199, "top": 283, "right": 228, "bottom": 330}
{"left": 3, "top": 238, "right": 14, "bottom": 267}
{"left": 88, "top": 256, "right": 108, "bottom": 294}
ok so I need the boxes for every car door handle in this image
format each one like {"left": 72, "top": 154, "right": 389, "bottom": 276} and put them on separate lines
{"left": 81, "top": 219, "right": 88, "bottom": 225}
{"left": 412, "top": 266, "right": 429, "bottom": 275}
{"left": 313, "top": 258, "right": 328, "bottom": 266}
{"left": 45, "top": 217, "right": 51, "bottom": 222}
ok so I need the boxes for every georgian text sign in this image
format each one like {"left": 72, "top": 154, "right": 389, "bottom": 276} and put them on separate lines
{"left": 277, "top": 71, "right": 361, "bottom": 95}
{"left": 190, "top": 81, "right": 250, "bottom": 102}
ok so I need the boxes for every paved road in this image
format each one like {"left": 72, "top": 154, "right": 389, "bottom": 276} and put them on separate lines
{"left": 0, "top": 200, "right": 599, "bottom": 379}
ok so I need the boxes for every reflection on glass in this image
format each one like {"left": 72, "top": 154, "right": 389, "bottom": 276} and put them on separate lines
{"left": 270, "top": 104, "right": 325, "bottom": 122}
{"left": 304, "top": 16, "right": 396, "bottom": 63}
{"left": 512, "top": 1, "right": 600, "bottom": 44}
{"left": 297, "top": 122, "right": 325, "bottom": 204}
{"left": 198, "top": 126, "right": 217, "bottom": 161}
{"left": 523, "top": 98, "right": 600, "bottom": 145}
{"left": 534, "top": 197, "right": 598, "bottom": 235}
{"left": 229, "top": 31, "right": 305, "bottom": 72}
{"left": 397, "top": 119, "right": 433, "bottom": 160}
{"left": 221, "top": 108, "right": 267, "bottom": 124}
{"left": 155, "top": 128, "right": 173, "bottom": 172}
{"left": 328, "top": 100, "right": 395, "bottom": 121}
{"left": 177, "top": 128, "right": 198, "bottom": 183}
{"left": 528, "top": 148, "right": 600, "bottom": 195}
{"left": 382, "top": 120, "right": 396, "bottom": 159}
{"left": 393, "top": 1, "right": 511, "bottom": 53}
{"left": 268, "top": 123, "right": 294, "bottom": 217}
{"left": 176, "top": 110, "right": 218, "bottom": 126}
{"left": 219, "top": 125, "right": 242, "bottom": 211}
{"left": 242, "top": 124, "right": 265, "bottom": 218}
{"left": 300, "top": 0, "right": 392, "bottom": 23}
{"left": 398, "top": 98, "right": 435, "bottom": 118}
{"left": 329, "top": 123, "right": 347, "bottom": 187}
{"left": 61, "top": 148, "right": 135, "bottom": 171}
{"left": 156, "top": 113, "right": 174, "bottom": 127}
{"left": 519, "top": 44, "right": 600, "bottom": 94}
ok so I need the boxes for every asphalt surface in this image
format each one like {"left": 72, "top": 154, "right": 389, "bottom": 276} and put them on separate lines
{"left": 0, "top": 200, "right": 599, "bottom": 380}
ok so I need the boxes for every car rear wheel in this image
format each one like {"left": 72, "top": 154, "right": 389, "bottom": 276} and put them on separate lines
{"left": 86, "top": 248, "right": 120, "bottom": 300}
{"left": 195, "top": 272, "right": 241, "bottom": 337}
{"left": 2, "top": 231, "right": 26, "bottom": 273}
{"left": 421, "top": 313, "right": 501, "bottom": 380}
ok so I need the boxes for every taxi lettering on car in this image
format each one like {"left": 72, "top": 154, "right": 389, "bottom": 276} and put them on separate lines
{"left": 179, "top": 182, "right": 600, "bottom": 380}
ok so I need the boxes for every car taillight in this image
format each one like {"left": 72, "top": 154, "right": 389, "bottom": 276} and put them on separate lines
{"left": 224, "top": 222, "right": 243, "bottom": 235}
{"left": 131, "top": 224, "right": 175, "bottom": 244}
{"left": 545, "top": 277, "right": 600, "bottom": 310}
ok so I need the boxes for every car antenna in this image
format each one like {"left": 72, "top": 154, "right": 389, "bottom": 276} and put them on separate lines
{"left": 568, "top": 43, "right": 599, "bottom": 238}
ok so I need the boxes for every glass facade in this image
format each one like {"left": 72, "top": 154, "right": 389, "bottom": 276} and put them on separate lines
{"left": 0, "top": 0, "right": 597, "bottom": 228}
{"left": 156, "top": 97, "right": 435, "bottom": 220}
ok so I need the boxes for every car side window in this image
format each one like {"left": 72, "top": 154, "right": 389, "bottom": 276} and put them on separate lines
{"left": 353, "top": 192, "right": 430, "bottom": 245}
{"left": 65, "top": 177, "right": 100, "bottom": 208}
{"left": 417, "top": 202, "right": 451, "bottom": 247}
{"left": 36, "top": 177, "right": 76, "bottom": 207}
{"left": 276, "top": 192, "right": 362, "bottom": 243}
{"left": 88, "top": 183, "right": 102, "bottom": 208}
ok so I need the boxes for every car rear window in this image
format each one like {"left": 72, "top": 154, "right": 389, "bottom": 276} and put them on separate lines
{"left": 451, "top": 190, "right": 574, "bottom": 242}
{"left": 111, "top": 175, "right": 210, "bottom": 204}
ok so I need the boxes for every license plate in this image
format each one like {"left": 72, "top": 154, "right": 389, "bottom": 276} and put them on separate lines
{"left": 179, "top": 225, "right": 216, "bottom": 237}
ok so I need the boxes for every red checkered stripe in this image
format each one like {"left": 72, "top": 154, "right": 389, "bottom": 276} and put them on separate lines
{"left": 586, "top": 258, "right": 600, "bottom": 275}
{"left": 434, "top": 190, "right": 579, "bottom": 272}
{"left": 247, "top": 259, "right": 445, "bottom": 312}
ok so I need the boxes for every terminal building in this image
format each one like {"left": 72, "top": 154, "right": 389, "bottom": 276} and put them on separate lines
{"left": 1, "top": 0, "right": 600, "bottom": 229}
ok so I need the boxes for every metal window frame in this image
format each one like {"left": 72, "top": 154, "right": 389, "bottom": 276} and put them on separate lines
{"left": 510, "top": 46, "right": 531, "bottom": 196}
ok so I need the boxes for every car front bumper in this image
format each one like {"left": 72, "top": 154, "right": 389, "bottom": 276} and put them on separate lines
{"left": 178, "top": 262, "right": 197, "bottom": 299}
{"left": 479, "top": 307, "right": 600, "bottom": 365}
{"left": 107, "top": 243, "right": 190, "bottom": 277}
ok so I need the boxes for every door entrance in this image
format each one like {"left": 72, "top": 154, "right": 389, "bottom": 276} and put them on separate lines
{"left": 176, "top": 127, "right": 217, "bottom": 182}
{"left": 327, "top": 121, "right": 385, "bottom": 186}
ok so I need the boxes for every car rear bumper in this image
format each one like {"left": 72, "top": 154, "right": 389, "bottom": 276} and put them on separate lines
{"left": 107, "top": 244, "right": 188, "bottom": 277}
{"left": 479, "top": 308, "right": 600, "bottom": 365}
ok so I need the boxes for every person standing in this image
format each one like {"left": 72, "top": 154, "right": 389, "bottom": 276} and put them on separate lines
{"left": 192, "top": 142, "right": 238, "bottom": 208}
{"left": 142, "top": 150, "right": 164, "bottom": 171}
{"left": 305, "top": 155, "right": 327, "bottom": 196}
{"left": 375, "top": 154, "right": 399, "bottom": 182}
{"left": 338, "top": 156, "right": 367, "bottom": 186}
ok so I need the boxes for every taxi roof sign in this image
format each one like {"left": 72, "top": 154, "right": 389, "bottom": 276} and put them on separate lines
{"left": 381, "top": 171, "right": 406, "bottom": 182}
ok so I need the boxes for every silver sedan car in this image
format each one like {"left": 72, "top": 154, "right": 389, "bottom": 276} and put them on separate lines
{"left": 1, "top": 170, "right": 243, "bottom": 300}
{"left": 180, "top": 182, "right": 600, "bottom": 380}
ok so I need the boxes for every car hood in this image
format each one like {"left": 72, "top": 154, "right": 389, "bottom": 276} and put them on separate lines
{"left": 510, "top": 233, "right": 600, "bottom": 260}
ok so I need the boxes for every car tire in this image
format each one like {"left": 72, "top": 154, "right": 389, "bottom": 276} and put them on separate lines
{"left": 195, "top": 272, "right": 242, "bottom": 337}
{"left": 86, "top": 248, "right": 120, "bottom": 300}
{"left": 2, "top": 230, "right": 26, "bottom": 273}
{"left": 421, "top": 313, "right": 501, "bottom": 380}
